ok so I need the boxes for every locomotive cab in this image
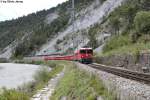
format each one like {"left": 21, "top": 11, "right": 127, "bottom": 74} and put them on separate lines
{"left": 77, "top": 48, "right": 93, "bottom": 64}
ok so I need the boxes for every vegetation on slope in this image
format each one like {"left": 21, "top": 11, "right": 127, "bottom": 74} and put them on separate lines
{"left": 101, "top": 0, "right": 150, "bottom": 56}
{"left": 87, "top": 24, "right": 101, "bottom": 49}
{"left": 13, "top": 12, "right": 70, "bottom": 57}
{"left": 0, "top": 89, "right": 29, "bottom": 100}
{"left": 0, "top": 0, "right": 97, "bottom": 57}
{"left": 0, "top": 9, "right": 55, "bottom": 49}
{"left": 103, "top": 35, "right": 132, "bottom": 53}
{"left": 1, "top": 0, "right": 148, "bottom": 57}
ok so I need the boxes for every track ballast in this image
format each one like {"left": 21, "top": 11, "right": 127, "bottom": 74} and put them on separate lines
{"left": 88, "top": 63, "right": 150, "bottom": 85}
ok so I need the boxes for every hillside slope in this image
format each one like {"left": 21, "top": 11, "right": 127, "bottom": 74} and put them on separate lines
{"left": 94, "top": 0, "right": 150, "bottom": 72}
{"left": 37, "top": 0, "right": 125, "bottom": 55}
{"left": 0, "top": 0, "right": 95, "bottom": 58}
{"left": 1, "top": 0, "right": 149, "bottom": 59}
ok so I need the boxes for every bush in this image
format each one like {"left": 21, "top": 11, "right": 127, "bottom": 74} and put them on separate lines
{"left": 0, "top": 58, "right": 9, "bottom": 63}
{"left": 33, "top": 67, "right": 51, "bottom": 84}
{"left": 109, "top": 16, "right": 120, "bottom": 35}
{"left": 56, "top": 39, "right": 63, "bottom": 44}
{"left": 0, "top": 89, "right": 29, "bottom": 100}
{"left": 119, "top": 3, "right": 138, "bottom": 23}
{"left": 138, "top": 34, "right": 150, "bottom": 43}
{"left": 103, "top": 35, "right": 132, "bottom": 53}
{"left": 140, "top": 0, "right": 150, "bottom": 10}
{"left": 16, "top": 61, "right": 63, "bottom": 97}
{"left": 87, "top": 24, "right": 100, "bottom": 48}
{"left": 134, "top": 11, "right": 150, "bottom": 34}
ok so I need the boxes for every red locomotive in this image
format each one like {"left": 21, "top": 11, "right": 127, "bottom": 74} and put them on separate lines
{"left": 74, "top": 48, "right": 93, "bottom": 63}
{"left": 44, "top": 48, "right": 93, "bottom": 64}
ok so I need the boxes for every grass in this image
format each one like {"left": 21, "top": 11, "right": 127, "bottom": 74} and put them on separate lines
{"left": 19, "top": 61, "right": 64, "bottom": 96}
{"left": 103, "top": 35, "right": 132, "bottom": 54}
{"left": 0, "top": 61, "right": 64, "bottom": 100}
{"left": 0, "top": 88, "right": 29, "bottom": 100}
{"left": 14, "top": 60, "right": 44, "bottom": 65}
{"left": 0, "top": 58, "right": 9, "bottom": 63}
{"left": 100, "top": 33, "right": 150, "bottom": 57}
{"left": 100, "top": 42, "right": 150, "bottom": 57}
{"left": 50, "top": 62, "right": 116, "bottom": 100}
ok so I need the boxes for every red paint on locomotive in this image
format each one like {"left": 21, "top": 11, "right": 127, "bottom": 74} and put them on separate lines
{"left": 74, "top": 48, "right": 93, "bottom": 63}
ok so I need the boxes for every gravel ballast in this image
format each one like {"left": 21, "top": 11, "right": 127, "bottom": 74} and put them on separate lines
{"left": 76, "top": 63, "right": 150, "bottom": 100}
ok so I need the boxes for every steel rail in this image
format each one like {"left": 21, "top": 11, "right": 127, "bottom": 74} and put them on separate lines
{"left": 88, "top": 63, "right": 150, "bottom": 84}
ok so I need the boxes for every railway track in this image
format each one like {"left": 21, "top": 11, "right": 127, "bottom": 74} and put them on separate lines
{"left": 88, "top": 63, "right": 150, "bottom": 85}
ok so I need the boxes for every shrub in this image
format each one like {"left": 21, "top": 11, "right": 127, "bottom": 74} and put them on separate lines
{"left": 56, "top": 39, "right": 63, "bottom": 44}
{"left": 134, "top": 11, "right": 150, "bottom": 34}
{"left": 109, "top": 16, "right": 120, "bottom": 35}
{"left": 140, "top": 0, "right": 150, "bottom": 10}
{"left": 103, "top": 35, "right": 132, "bottom": 53}
{"left": 0, "top": 58, "right": 9, "bottom": 63}
{"left": 0, "top": 89, "right": 29, "bottom": 100}
{"left": 138, "top": 34, "right": 150, "bottom": 43}
{"left": 119, "top": 3, "right": 138, "bottom": 23}
{"left": 34, "top": 67, "right": 51, "bottom": 82}
{"left": 87, "top": 24, "right": 100, "bottom": 48}
{"left": 17, "top": 61, "right": 63, "bottom": 96}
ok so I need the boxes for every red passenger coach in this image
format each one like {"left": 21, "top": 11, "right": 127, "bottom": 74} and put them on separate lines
{"left": 44, "top": 55, "right": 74, "bottom": 61}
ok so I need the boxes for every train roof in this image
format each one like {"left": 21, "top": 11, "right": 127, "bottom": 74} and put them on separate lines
{"left": 74, "top": 48, "right": 93, "bottom": 53}
{"left": 79, "top": 48, "right": 93, "bottom": 50}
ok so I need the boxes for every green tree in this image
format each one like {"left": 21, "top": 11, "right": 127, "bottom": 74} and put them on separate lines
{"left": 134, "top": 11, "right": 150, "bottom": 34}
{"left": 87, "top": 24, "right": 99, "bottom": 49}
{"left": 140, "top": 0, "right": 150, "bottom": 10}
{"left": 109, "top": 16, "right": 120, "bottom": 35}
{"left": 119, "top": 3, "right": 138, "bottom": 24}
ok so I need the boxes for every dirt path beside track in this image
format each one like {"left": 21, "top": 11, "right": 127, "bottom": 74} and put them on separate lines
{"left": 31, "top": 66, "right": 65, "bottom": 100}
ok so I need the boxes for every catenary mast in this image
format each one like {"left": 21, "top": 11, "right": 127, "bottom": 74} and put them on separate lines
{"left": 72, "top": 0, "right": 75, "bottom": 52}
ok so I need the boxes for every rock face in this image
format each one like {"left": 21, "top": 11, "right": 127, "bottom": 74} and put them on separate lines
{"left": 37, "top": 0, "right": 126, "bottom": 55}
{"left": 44, "top": 12, "right": 59, "bottom": 24}
{"left": 95, "top": 52, "right": 150, "bottom": 73}
{"left": 0, "top": 0, "right": 127, "bottom": 58}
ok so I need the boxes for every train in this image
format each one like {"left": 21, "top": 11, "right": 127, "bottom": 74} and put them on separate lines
{"left": 44, "top": 48, "right": 93, "bottom": 64}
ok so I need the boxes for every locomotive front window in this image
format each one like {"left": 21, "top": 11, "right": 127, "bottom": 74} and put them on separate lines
{"left": 87, "top": 50, "right": 93, "bottom": 54}
{"left": 80, "top": 50, "right": 86, "bottom": 54}
{"left": 80, "top": 49, "right": 93, "bottom": 54}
